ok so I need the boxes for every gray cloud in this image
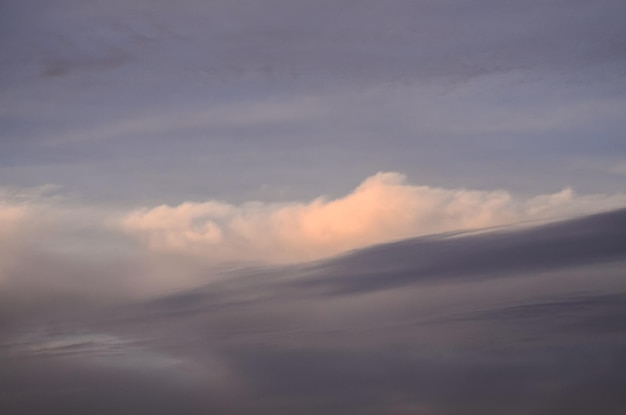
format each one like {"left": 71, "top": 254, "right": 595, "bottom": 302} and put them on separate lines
{"left": 3, "top": 0, "right": 625, "bottom": 84}
{"left": 301, "top": 207, "right": 626, "bottom": 294}
{"left": 2, "top": 209, "right": 626, "bottom": 414}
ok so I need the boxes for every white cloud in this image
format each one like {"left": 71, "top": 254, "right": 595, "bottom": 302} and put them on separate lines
{"left": 2, "top": 173, "right": 626, "bottom": 299}
{"left": 121, "top": 172, "right": 626, "bottom": 263}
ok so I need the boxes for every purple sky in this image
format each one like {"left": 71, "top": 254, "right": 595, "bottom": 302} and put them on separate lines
{"left": 1, "top": 0, "right": 625, "bottom": 205}
{"left": 1, "top": 1, "right": 626, "bottom": 414}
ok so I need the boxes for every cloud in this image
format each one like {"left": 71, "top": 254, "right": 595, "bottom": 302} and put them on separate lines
{"left": 121, "top": 172, "right": 626, "bottom": 263}
{"left": 2, "top": 194, "right": 626, "bottom": 415}
{"left": 3, "top": 209, "right": 625, "bottom": 415}
{"left": 1, "top": 173, "right": 626, "bottom": 304}
{"left": 5, "top": 0, "right": 625, "bottom": 87}
{"left": 611, "top": 161, "right": 626, "bottom": 175}
{"left": 48, "top": 97, "right": 325, "bottom": 145}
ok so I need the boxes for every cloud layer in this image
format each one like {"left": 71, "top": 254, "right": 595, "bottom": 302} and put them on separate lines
{"left": 1, "top": 172, "right": 626, "bottom": 303}
{"left": 2, "top": 207, "right": 626, "bottom": 414}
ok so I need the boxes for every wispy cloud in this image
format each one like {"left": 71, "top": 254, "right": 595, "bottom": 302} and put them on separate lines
{"left": 47, "top": 97, "right": 326, "bottom": 145}
{"left": 611, "top": 161, "right": 626, "bottom": 175}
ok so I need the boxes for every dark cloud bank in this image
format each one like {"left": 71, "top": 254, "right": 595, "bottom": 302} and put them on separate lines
{"left": 1, "top": 209, "right": 626, "bottom": 414}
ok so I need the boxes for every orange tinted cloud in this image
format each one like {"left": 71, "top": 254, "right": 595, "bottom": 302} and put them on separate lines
{"left": 121, "top": 172, "right": 626, "bottom": 263}
{"left": 1, "top": 175, "right": 626, "bottom": 298}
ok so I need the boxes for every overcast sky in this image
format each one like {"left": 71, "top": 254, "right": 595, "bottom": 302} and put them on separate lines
{"left": 1, "top": 1, "right": 626, "bottom": 414}
{"left": 2, "top": 0, "right": 626, "bottom": 205}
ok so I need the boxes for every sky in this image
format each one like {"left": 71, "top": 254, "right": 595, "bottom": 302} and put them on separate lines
{"left": 1, "top": 1, "right": 626, "bottom": 414}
